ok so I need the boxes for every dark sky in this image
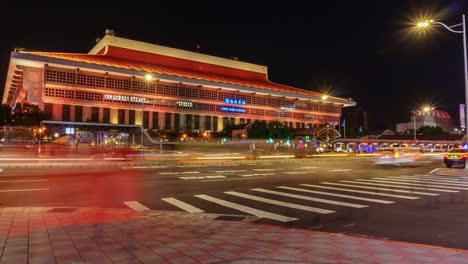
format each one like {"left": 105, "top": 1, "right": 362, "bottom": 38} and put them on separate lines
{"left": 1, "top": 1, "right": 467, "bottom": 129}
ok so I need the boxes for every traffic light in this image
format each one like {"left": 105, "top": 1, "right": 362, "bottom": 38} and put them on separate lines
{"left": 305, "top": 136, "right": 310, "bottom": 142}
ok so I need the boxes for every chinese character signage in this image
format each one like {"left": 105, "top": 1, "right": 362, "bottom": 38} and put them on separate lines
{"left": 224, "top": 98, "right": 246, "bottom": 105}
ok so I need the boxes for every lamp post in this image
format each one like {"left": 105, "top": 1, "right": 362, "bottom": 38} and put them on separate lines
{"left": 413, "top": 111, "right": 417, "bottom": 142}
{"left": 417, "top": 14, "right": 468, "bottom": 167}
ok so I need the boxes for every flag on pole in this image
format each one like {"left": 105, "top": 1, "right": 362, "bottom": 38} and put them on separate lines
{"left": 341, "top": 119, "right": 346, "bottom": 127}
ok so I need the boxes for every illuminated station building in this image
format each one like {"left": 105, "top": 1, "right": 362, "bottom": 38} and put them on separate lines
{"left": 3, "top": 31, "right": 355, "bottom": 140}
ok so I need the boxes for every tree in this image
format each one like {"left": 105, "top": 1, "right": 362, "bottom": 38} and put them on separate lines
{"left": 0, "top": 104, "right": 13, "bottom": 125}
{"left": 267, "top": 121, "right": 293, "bottom": 139}
{"left": 418, "top": 125, "right": 447, "bottom": 135}
{"left": 11, "top": 103, "right": 48, "bottom": 126}
{"left": 247, "top": 120, "right": 268, "bottom": 138}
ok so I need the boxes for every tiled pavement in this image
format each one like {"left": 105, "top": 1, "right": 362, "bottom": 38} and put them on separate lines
{"left": 1, "top": 208, "right": 468, "bottom": 264}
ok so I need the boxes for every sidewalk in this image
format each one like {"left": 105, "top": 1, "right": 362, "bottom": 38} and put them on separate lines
{"left": 1, "top": 207, "right": 468, "bottom": 264}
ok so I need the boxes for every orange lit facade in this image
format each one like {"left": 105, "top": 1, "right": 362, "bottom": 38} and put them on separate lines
{"left": 3, "top": 34, "right": 355, "bottom": 133}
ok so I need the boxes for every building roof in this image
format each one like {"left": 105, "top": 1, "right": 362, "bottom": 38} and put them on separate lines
{"left": 4, "top": 34, "right": 355, "bottom": 106}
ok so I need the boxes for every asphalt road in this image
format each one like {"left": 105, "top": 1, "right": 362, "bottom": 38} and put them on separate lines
{"left": 1, "top": 158, "right": 468, "bottom": 250}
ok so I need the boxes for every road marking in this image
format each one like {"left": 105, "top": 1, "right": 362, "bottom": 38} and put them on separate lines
{"left": 241, "top": 173, "right": 275, "bottom": 177}
{"left": 159, "top": 171, "right": 200, "bottom": 175}
{"left": 411, "top": 175, "right": 468, "bottom": 182}
{"left": 201, "top": 177, "right": 266, "bottom": 182}
{"left": 215, "top": 170, "right": 247, "bottom": 173}
{"left": 284, "top": 172, "right": 310, "bottom": 175}
{"left": 161, "top": 198, "right": 204, "bottom": 213}
{"left": 354, "top": 179, "right": 460, "bottom": 192}
{"left": 123, "top": 201, "right": 150, "bottom": 211}
{"left": 278, "top": 186, "right": 394, "bottom": 204}
{"left": 253, "top": 169, "right": 279, "bottom": 171}
{"left": 0, "top": 179, "right": 48, "bottom": 183}
{"left": 329, "top": 169, "right": 352, "bottom": 172}
{"left": 295, "top": 167, "right": 318, "bottom": 169}
{"left": 429, "top": 168, "right": 439, "bottom": 174}
{"left": 381, "top": 177, "right": 468, "bottom": 187}
{"left": 0, "top": 188, "right": 49, "bottom": 193}
{"left": 225, "top": 191, "right": 335, "bottom": 214}
{"left": 194, "top": 194, "right": 298, "bottom": 222}
{"left": 122, "top": 166, "right": 168, "bottom": 169}
{"left": 323, "top": 182, "right": 439, "bottom": 196}
{"left": 300, "top": 184, "right": 419, "bottom": 199}
{"left": 0, "top": 168, "right": 3, "bottom": 173}
{"left": 253, "top": 188, "right": 368, "bottom": 208}
{"left": 179, "top": 176, "right": 226, "bottom": 180}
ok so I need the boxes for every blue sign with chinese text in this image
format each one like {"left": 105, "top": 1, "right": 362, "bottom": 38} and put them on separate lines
{"left": 221, "top": 106, "right": 246, "bottom": 113}
{"left": 224, "top": 98, "right": 246, "bottom": 105}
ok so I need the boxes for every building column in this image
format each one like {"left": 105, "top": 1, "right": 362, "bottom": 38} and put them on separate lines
{"left": 110, "top": 108, "right": 119, "bottom": 124}
{"left": 209, "top": 116, "right": 214, "bottom": 132}
{"left": 124, "top": 110, "right": 129, "bottom": 125}
{"left": 179, "top": 114, "right": 186, "bottom": 130}
{"left": 83, "top": 106, "right": 92, "bottom": 122}
{"left": 52, "top": 104, "right": 62, "bottom": 121}
{"left": 158, "top": 112, "right": 165, "bottom": 130}
{"left": 70, "top": 105, "right": 75, "bottom": 122}
{"left": 171, "top": 113, "right": 175, "bottom": 130}
{"left": 218, "top": 116, "right": 224, "bottom": 132}
{"left": 199, "top": 115, "right": 205, "bottom": 131}
{"left": 136, "top": 109, "right": 143, "bottom": 126}
{"left": 98, "top": 108, "right": 104, "bottom": 123}
{"left": 234, "top": 117, "right": 240, "bottom": 125}
{"left": 148, "top": 112, "right": 153, "bottom": 129}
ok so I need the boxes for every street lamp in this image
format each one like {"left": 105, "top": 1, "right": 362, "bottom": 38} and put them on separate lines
{"left": 417, "top": 14, "right": 468, "bottom": 167}
{"left": 37, "top": 127, "right": 46, "bottom": 155}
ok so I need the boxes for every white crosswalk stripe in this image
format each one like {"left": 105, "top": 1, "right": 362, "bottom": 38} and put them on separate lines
{"left": 284, "top": 172, "right": 310, "bottom": 175}
{"left": 159, "top": 171, "right": 200, "bottom": 175}
{"left": 241, "top": 173, "right": 275, "bottom": 177}
{"left": 354, "top": 179, "right": 460, "bottom": 192}
{"left": 162, "top": 198, "right": 204, "bottom": 213}
{"left": 377, "top": 177, "right": 468, "bottom": 188}
{"left": 252, "top": 188, "right": 368, "bottom": 208}
{"left": 387, "top": 176, "right": 468, "bottom": 185}
{"left": 324, "top": 182, "right": 439, "bottom": 196}
{"left": 277, "top": 186, "right": 394, "bottom": 204}
{"left": 225, "top": 191, "right": 335, "bottom": 214}
{"left": 300, "top": 184, "right": 419, "bottom": 199}
{"left": 358, "top": 178, "right": 468, "bottom": 190}
{"left": 179, "top": 176, "right": 226, "bottom": 180}
{"left": 253, "top": 169, "right": 279, "bottom": 171}
{"left": 194, "top": 194, "right": 298, "bottom": 222}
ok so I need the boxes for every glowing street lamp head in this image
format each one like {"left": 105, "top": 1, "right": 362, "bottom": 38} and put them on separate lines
{"left": 144, "top": 73, "right": 153, "bottom": 81}
{"left": 321, "top": 95, "right": 329, "bottom": 101}
{"left": 416, "top": 19, "right": 434, "bottom": 28}
{"left": 417, "top": 21, "right": 429, "bottom": 27}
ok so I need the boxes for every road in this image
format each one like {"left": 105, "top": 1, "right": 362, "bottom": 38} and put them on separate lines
{"left": 1, "top": 158, "right": 468, "bottom": 249}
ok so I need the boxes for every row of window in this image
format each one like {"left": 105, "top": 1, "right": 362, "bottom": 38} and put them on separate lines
{"left": 44, "top": 68, "right": 341, "bottom": 113}
{"left": 44, "top": 87, "right": 339, "bottom": 123}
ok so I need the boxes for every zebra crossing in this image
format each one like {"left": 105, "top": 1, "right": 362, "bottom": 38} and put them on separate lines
{"left": 126, "top": 174, "right": 468, "bottom": 223}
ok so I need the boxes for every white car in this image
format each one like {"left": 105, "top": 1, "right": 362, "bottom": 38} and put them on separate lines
{"left": 375, "top": 150, "right": 425, "bottom": 167}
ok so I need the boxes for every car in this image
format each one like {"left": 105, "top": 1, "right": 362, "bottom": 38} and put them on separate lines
{"left": 375, "top": 148, "right": 425, "bottom": 167}
{"left": 443, "top": 148, "right": 468, "bottom": 168}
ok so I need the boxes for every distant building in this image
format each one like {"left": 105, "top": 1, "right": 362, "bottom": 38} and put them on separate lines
{"left": 396, "top": 109, "right": 456, "bottom": 133}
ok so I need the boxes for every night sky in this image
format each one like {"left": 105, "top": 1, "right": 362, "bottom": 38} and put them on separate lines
{"left": 1, "top": 1, "right": 467, "bottom": 130}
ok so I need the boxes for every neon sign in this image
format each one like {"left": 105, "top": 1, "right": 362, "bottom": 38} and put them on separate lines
{"left": 221, "top": 106, "right": 246, "bottom": 113}
{"left": 224, "top": 98, "right": 246, "bottom": 105}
